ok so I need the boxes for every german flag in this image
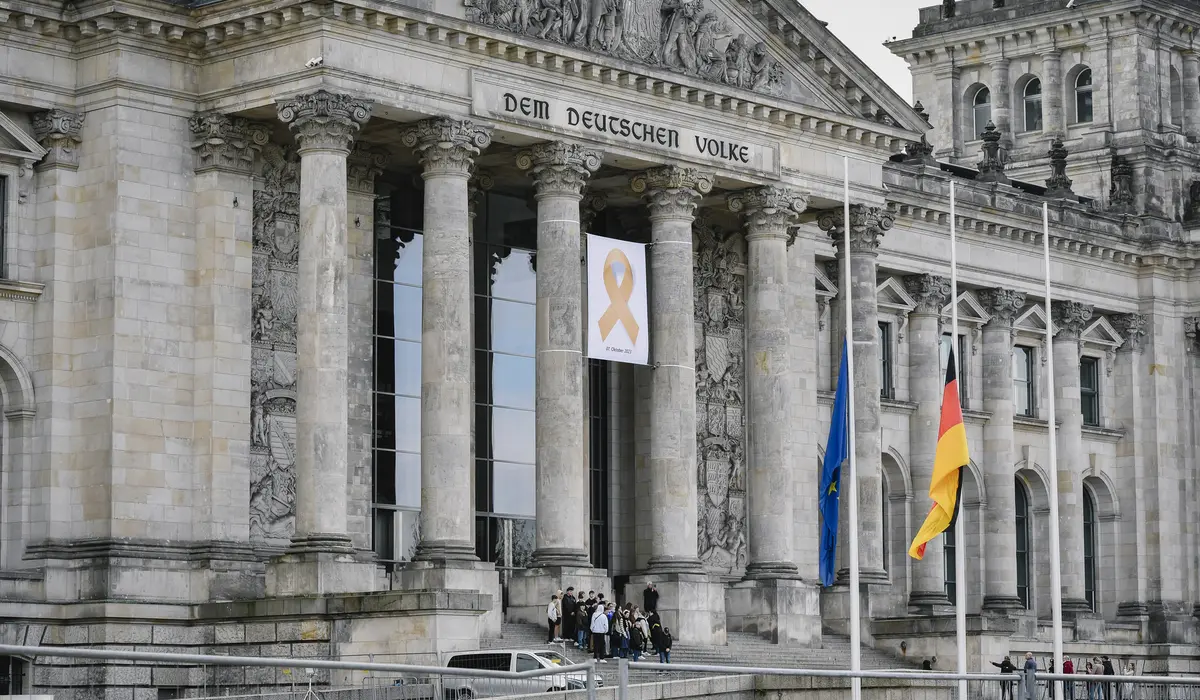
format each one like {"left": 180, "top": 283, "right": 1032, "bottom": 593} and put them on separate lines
{"left": 908, "top": 347, "right": 970, "bottom": 560}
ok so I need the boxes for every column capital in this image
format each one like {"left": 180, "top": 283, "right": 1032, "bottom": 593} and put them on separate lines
{"left": 817, "top": 204, "right": 894, "bottom": 255}
{"left": 630, "top": 166, "right": 714, "bottom": 221}
{"left": 401, "top": 117, "right": 493, "bottom": 178}
{"left": 902, "top": 274, "right": 951, "bottom": 315}
{"left": 1043, "top": 48, "right": 1062, "bottom": 60}
{"left": 347, "top": 142, "right": 389, "bottom": 193}
{"left": 276, "top": 90, "right": 372, "bottom": 155}
{"left": 1113, "top": 313, "right": 1148, "bottom": 354}
{"left": 727, "top": 186, "right": 808, "bottom": 243}
{"left": 31, "top": 108, "right": 85, "bottom": 170}
{"left": 515, "top": 141, "right": 602, "bottom": 198}
{"left": 1051, "top": 300, "right": 1093, "bottom": 340}
{"left": 468, "top": 170, "right": 495, "bottom": 217}
{"left": 189, "top": 112, "right": 271, "bottom": 175}
{"left": 978, "top": 288, "right": 1027, "bottom": 328}
{"left": 581, "top": 189, "right": 608, "bottom": 234}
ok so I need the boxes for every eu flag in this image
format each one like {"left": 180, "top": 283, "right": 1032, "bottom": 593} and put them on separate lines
{"left": 819, "top": 339, "right": 850, "bottom": 587}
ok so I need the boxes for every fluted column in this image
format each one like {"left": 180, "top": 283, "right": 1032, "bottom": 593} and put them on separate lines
{"left": 728, "top": 186, "right": 808, "bottom": 580}
{"left": 1043, "top": 50, "right": 1065, "bottom": 137}
{"left": 516, "top": 142, "right": 601, "bottom": 567}
{"left": 277, "top": 91, "right": 372, "bottom": 553}
{"left": 631, "top": 166, "right": 713, "bottom": 574}
{"left": 1183, "top": 52, "right": 1200, "bottom": 141}
{"left": 1051, "top": 300, "right": 1093, "bottom": 613}
{"left": 903, "top": 274, "right": 953, "bottom": 611}
{"left": 818, "top": 205, "right": 894, "bottom": 584}
{"left": 401, "top": 117, "right": 493, "bottom": 562}
{"left": 992, "top": 59, "right": 1014, "bottom": 149}
{"left": 979, "top": 288, "right": 1027, "bottom": 611}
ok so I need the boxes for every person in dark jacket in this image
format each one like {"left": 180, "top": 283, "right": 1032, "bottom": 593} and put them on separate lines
{"left": 1102, "top": 656, "right": 1115, "bottom": 700}
{"left": 644, "top": 582, "right": 659, "bottom": 613}
{"left": 1023, "top": 653, "right": 1038, "bottom": 700}
{"left": 992, "top": 654, "right": 1016, "bottom": 700}
{"left": 561, "top": 587, "right": 577, "bottom": 644}
{"left": 647, "top": 611, "right": 661, "bottom": 653}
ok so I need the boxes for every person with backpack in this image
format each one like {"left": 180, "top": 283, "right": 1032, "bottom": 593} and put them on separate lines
{"left": 590, "top": 601, "right": 610, "bottom": 662}
{"left": 629, "top": 612, "right": 645, "bottom": 662}
{"left": 650, "top": 615, "right": 671, "bottom": 664}
{"left": 546, "top": 594, "right": 560, "bottom": 643}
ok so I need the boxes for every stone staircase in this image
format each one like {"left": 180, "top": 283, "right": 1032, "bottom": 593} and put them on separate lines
{"left": 483, "top": 621, "right": 919, "bottom": 684}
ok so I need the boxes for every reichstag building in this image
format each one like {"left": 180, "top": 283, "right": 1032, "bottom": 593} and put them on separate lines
{"left": 0, "top": 0, "right": 1198, "bottom": 693}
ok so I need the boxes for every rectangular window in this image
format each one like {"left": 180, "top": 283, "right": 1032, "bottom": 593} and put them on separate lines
{"left": 940, "top": 332, "right": 968, "bottom": 407}
{"left": 944, "top": 525, "right": 956, "bottom": 605}
{"left": 0, "top": 175, "right": 6, "bottom": 275}
{"left": 1013, "top": 346, "right": 1035, "bottom": 417}
{"left": 878, "top": 321, "right": 893, "bottom": 400}
{"left": 1080, "top": 356, "right": 1100, "bottom": 426}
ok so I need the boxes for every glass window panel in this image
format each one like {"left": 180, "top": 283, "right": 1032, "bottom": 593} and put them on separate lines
{"left": 493, "top": 462, "right": 536, "bottom": 517}
{"left": 493, "top": 354, "right": 535, "bottom": 410}
{"left": 374, "top": 450, "right": 397, "bottom": 505}
{"left": 394, "top": 396, "right": 421, "bottom": 453}
{"left": 492, "top": 408, "right": 535, "bottom": 463}
{"left": 394, "top": 340, "right": 421, "bottom": 398}
{"left": 491, "top": 300, "right": 536, "bottom": 357}
{"left": 475, "top": 350, "right": 492, "bottom": 406}
{"left": 395, "top": 509, "right": 421, "bottom": 562}
{"left": 476, "top": 403, "right": 492, "bottom": 459}
{"left": 394, "top": 451, "right": 421, "bottom": 509}
{"left": 375, "top": 281, "right": 395, "bottom": 337}
{"left": 475, "top": 295, "right": 491, "bottom": 351}
{"left": 393, "top": 284, "right": 423, "bottom": 342}
{"left": 492, "top": 250, "right": 536, "bottom": 303}
{"left": 1077, "top": 91, "right": 1094, "bottom": 123}
{"left": 374, "top": 394, "right": 395, "bottom": 450}
{"left": 1013, "top": 347, "right": 1029, "bottom": 382}
{"left": 375, "top": 232, "right": 398, "bottom": 280}
{"left": 375, "top": 337, "right": 396, "bottom": 395}
{"left": 476, "top": 459, "right": 492, "bottom": 513}
{"left": 373, "top": 508, "right": 395, "bottom": 560}
{"left": 475, "top": 515, "right": 492, "bottom": 562}
{"left": 474, "top": 243, "right": 490, "bottom": 299}
{"left": 393, "top": 233, "right": 423, "bottom": 285}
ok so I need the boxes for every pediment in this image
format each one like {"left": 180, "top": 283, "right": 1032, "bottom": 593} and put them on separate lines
{"left": 463, "top": 0, "right": 926, "bottom": 131}
{"left": 1014, "top": 304, "right": 1055, "bottom": 335}
{"left": 0, "top": 110, "right": 47, "bottom": 162}
{"left": 940, "top": 291, "right": 989, "bottom": 326}
{"left": 1081, "top": 317, "right": 1123, "bottom": 349}
{"left": 877, "top": 277, "right": 915, "bottom": 312}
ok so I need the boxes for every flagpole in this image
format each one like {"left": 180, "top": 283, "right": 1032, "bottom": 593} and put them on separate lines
{"left": 1043, "top": 201, "right": 1065, "bottom": 698}
{"left": 844, "top": 155, "right": 861, "bottom": 700}
{"left": 950, "top": 183, "right": 967, "bottom": 700}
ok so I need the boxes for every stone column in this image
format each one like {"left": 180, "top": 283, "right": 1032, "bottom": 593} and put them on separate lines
{"left": 1111, "top": 314, "right": 1148, "bottom": 618}
{"left": 1182, "top": 52, "right": 1200, "bottom": 141}
{"left": 903, "top": 273, "right": 954, "bottom": 613}
{"left": 728, "top": 186, "right": 808, "bottom": 579}
{"left": 1043, "top": 50, "right": 1065, "bottom": 137}
{"left": 1051, "top": 300, "right": 1093, "bottom": 614}
{"left": 267, "top": 91, "right": 375, "bottom": 596}
{"left": 978, "top": 288, "right": 1026, "bottom": 612}
{"left": 629, "top": 166, "right": 726, "bottom": 646}
{"left": 818, "top": 205, "right": 893, "bottom": 584}
{"left": 401, "top": 117, "right": 492, "bottom": 562}
{"left": 992, "top": 59, "right": 1014, "bottom": 150}
{"left": 516, "top": 142, "right": 601, "bottom": 566}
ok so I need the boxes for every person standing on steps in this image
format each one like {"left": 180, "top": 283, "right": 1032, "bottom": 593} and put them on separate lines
{"left": 575, "top": 591, "right": 589, "bottom": 649}
{"left": 546, "top": 594, "right": 560, "bottom": 643}
{"left": 1023, "top": 652, "right": 1038, "bottom": 700}
{"left": 590, "top": 601, "right": 610, "bottom": 662}
{"left": 561, "top": 587, "right": 577, "bottom": 645}
{"left": 643, "top": 581, "right": 658, "bottom": 613}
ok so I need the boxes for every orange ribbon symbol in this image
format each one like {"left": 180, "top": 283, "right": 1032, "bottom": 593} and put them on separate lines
{"left": 597, "top": 248, "right": 640, "bottom": 344}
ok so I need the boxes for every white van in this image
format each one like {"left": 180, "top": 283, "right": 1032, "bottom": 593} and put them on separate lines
{"left": 440, "top": 649, "right": 599, "bottom": 698}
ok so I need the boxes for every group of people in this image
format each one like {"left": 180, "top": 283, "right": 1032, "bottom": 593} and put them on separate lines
{"left": 545, "top": 582, "right": 673, "bottom": 664}
{"left": 993, "top": 653, "right": 1138, "bottom": 700}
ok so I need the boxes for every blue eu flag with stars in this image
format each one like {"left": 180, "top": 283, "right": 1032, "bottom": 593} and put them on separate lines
{"left": 820, "top": 338, "right": 850, "bottom": 588}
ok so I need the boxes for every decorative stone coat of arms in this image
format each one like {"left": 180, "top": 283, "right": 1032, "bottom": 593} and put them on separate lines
{"left": 249, "top": 142, "right": 301, "bottom": 546}
{"left": 693, "top": 217, "right": 748, "bottom": 575}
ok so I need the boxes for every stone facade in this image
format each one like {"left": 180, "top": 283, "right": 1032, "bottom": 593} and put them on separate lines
{"left": 3, "top": 0, "right": 1200, "bottom": 694}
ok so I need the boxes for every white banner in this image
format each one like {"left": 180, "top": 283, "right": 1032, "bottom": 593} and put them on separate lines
{"left": 587, "top": 234, "right": 649, "bottom": 365}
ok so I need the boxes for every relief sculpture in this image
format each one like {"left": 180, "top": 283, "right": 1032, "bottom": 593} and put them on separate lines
{"left": 693, "top": 217, "right": 748, "bottom": 575}
{"left": 465, "top": 0, "right": 784, "bottom": 96}
{"left": 249, "top": 141, "right": 301, "bottom": 545}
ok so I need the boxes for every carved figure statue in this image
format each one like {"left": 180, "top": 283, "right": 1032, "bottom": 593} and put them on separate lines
{"left": 657, "top": 0, "right": 702, "bottom": 71}
{"left": 694, "top": 14, "right": 731, "bottom": 80}
{"left": 251, "top": 391, "right": 269, "bottom": 447}
{"left": 253, "top": 298, "right": 275, "bottom": 341}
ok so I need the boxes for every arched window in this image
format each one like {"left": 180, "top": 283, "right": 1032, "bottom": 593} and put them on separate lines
{"left": 1171, "top": 67, "right": 1184, "bottom": 127}
{"left": 972, "top": 87, "right": 992, "bottom": 137}
{"left": 1075, "top": 68, "right": 1094, "bottom": 123}
{"left": 1083, "top": 487, "right": 1098, "bottom": 612}
{"left": 881, "top": 476, "right": 889, "bottom": 572}
{"left": 1023, "top": 78, "right": 1043, "bottom": 131}
{"left": 1015, "top": 479, "right": 1031, "bottom": 609}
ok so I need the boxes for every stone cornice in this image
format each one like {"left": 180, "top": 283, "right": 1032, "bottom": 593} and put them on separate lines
{"left": 0, "top": 0, "right": 918, "bottom": 157}
{"left": 0, "top": 279, "right": 46, "bottom": 303}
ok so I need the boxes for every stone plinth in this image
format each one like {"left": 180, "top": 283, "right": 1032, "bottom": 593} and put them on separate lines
{"left": 266, "top": 551, "right": 377, "bottom": 598}
{"left": 624, "top": 573, "right": 726, "bottom": 646}
{"left": 724, "top": 578, "right": 821, "bottom": 646}
{"left": 394, "top": 559, "right": 503, "bottom": 639}
{"left": 505, "top": 565, "right": 611, "bottom": 626}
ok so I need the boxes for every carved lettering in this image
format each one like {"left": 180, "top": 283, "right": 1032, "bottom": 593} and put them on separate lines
{"left": 694, "top": 136, "right": 750, "bottom": 164}
{"left": 503, "top": 92, "right": 550, "bottom": 120}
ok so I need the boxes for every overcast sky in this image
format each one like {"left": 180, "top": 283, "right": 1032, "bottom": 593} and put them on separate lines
{"left": 801, "top": 0, "right": 927, "bottom": 104}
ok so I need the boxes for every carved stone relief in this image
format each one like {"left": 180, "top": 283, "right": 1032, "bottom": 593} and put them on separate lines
{"left": 464, "top": 0, "right": 785, "bottom": 96}
{"left": 694, "top": 216, "right": 748, "bottom": 575}
{"left": 249, "top": 141, "right": 301, "bottom": 545}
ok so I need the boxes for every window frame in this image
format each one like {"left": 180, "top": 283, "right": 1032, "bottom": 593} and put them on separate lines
{"left": 1022, "top": 77, "right": 1044, "bottom": 132}
{"left": 1083, "top": 486, "right": 1098, "bottom": 612}
{"left": 1013, "top": 345, "right": 1036, "bottom": 417}
{"left": 1079, "top": 355, "right": 1101, "bottom": 427}
{"left": 944, "top": 520, "right": 957, "bottom": 605}
{"left": 1171, "top": 66, "right": 1184, "bottom": 127}
{"left": 1015, "top": 478, "right": 1031, "bottom": 610}
{"left": 972, "top": 87, "right": 992, "bottom": 139}
{"left": 878, "top": 321, "right": 894, "bottom": 400}
{"left": 1074, "top": 68, "right": 1094, "bottom": 124}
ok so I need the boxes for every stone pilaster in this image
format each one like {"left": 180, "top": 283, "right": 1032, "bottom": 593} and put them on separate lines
{"left": 188, "top": 113, "right": 270, "bottom": 589}
{"left": 267, "top": 91, "right": 376, "bottom": 596}
{"left": 629, "top": 166, "right": 726, "bottom": 645}
{"left": 978, "top": 288, "right": 1026, "bottom": 612}
{"left": 1183, "top": 52, "right": 1200, "bottom": 142}
{"left": 517, "top": 142, "right": 600, "bottom": 567}
{"left": 818, "top": 204, "right": 893, "bottom": 585}
{"left": 31, "top": 109, "right": 85, "bottom": 171}
{"left": 1043, "top": 50, "right": 1064, "bottom": 137}
{"left": 902, "top": 273, "right": 954, "bottom": 613}
{"left": 1051, "top": 299, "right": 1093, "bottom": 614}
{"left": 401, "top": 116, "right": 491, "bottom": 563}
{"left": 1112, "top": 313, "right": 1149, "bottom": 618}
{"left": 991, "top": 59, "right": 1013, "bottom": 150}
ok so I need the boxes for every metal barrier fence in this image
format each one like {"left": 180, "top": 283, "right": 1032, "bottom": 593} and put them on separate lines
{"left": 2, "top": 645, "right": 1200, "bottom": 700}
